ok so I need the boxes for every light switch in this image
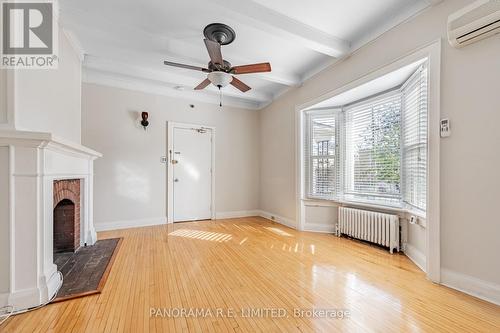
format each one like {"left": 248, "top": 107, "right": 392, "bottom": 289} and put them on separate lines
{"left": 440, "top": 119, "right": 451, "bottom": 138}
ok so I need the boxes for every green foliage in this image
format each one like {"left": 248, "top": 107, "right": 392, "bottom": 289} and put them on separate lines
{"left": 355, "top": 101, "right": 401, "bottom": 193}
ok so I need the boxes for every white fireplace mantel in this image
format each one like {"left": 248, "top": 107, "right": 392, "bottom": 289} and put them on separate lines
{"left": 0, "top": 130, "right": 102, "bottom": 311}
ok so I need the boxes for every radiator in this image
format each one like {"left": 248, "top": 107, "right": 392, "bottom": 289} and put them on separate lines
{"left": 337, "top": 207, "right": 399, "bottom": 253}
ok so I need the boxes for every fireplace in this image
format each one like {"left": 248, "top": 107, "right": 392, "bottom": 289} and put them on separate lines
{"left": 53, "top": 179, "right": 81, "bottom": 253}
{"left": 0, "top": 131, "right": 101, "bottom": 311}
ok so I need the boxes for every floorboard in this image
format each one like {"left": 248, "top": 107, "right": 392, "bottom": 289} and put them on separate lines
{"left": 1, "top": 217, "right": 499, "bottom": 332}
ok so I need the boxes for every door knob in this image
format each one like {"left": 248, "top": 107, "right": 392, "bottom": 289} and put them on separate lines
{"left": 174, "top": 178, "right": 179, "bottom": 182}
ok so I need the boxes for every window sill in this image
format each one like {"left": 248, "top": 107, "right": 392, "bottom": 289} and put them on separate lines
{"left": 303, "top": 197, "right": 426, "bottom": 223}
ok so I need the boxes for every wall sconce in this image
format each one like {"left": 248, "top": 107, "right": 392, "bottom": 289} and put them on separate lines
{"left": 140, "top": 112, "right": 149, "bottom": 130}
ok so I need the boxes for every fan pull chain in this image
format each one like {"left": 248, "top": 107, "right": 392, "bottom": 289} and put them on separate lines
{"left": 219, "top": 86, "right": 223, "bottom": 108}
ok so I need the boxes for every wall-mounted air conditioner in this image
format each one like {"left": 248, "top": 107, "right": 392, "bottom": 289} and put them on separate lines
{"left": 448, "top": 0, "right": 500, "bottom": 48}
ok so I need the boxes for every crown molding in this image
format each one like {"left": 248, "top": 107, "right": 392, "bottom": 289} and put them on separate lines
{"left": 62, "top": 29, "right": 85, "bottom": 62}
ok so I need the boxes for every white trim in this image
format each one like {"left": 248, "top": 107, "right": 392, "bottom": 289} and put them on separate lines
{"left": 62, "top": 28, "right": 85, "bottom": 62}
{"left": 0, "top": 130, "right": 102, "bottom": 158}
{"left": 304, "top": 198, "right": 427, "bottom": 220}
{"left": 166, "top": 122, "right": 216, "bottom": 223}
{"left": 441, "top": 269, "right": 500, "bottom": 306}
{"left": 94, "top": 217, "right": 166, "bottom": 232}
{"left": 303, "top": 223, "right": 336, "bottom": 233}
{"left": 424, "top": 40, "right": 441, "bottom": 283}
{"left": 258, "top": 210, "right": 296, "bottom": 229}
{"left": 404, "top": 244, "right": 427, "bottom": 272}
{"left": 215, "top": 210, "right": 260, "bottom": 219}
{"left": 295, "top": 40, "right": 441, "bottom": 282}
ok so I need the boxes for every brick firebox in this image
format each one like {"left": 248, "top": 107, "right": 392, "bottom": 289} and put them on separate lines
{"left": 53, "top": 179, "right": 81, "bottom": 253}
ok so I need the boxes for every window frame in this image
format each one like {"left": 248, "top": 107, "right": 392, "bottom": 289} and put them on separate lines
{"left": 342, "top": 89, "right": 403, "bottom": 203}
{"left": 304, "top": 109, "right": 341, "bottom": 200}
{"left": 303, "top": 65, "right": 428, "bottom": 214}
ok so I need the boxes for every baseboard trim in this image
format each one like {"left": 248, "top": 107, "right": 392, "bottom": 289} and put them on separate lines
{"left": 441, "top": 268, "right": 500, "bottom": 306}
{"left": 215, "top": 210, "right": 260, "bottom": 219}
{"left": 303, "top": 223, "right": 336, "bottom": 233}
{"left": 258, "top": 210, "right": 296, "bottom": 229}
{"left": 404, "top": 244, "right": 426, "bottom": 272}
{"left": 95, "top": 217, "right": 167, "bottom": 232}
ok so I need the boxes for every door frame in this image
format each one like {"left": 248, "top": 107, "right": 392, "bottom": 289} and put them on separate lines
{"left": 166, "top": 121, "right": 216, "bottom": 223}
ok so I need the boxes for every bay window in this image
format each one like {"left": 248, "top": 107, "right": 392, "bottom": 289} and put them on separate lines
{"left": 304, "top": 62, "right": 428, "bottom": 214}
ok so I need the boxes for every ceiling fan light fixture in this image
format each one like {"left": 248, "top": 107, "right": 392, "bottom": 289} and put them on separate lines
{"left": 207, "top": 71, "right": 232, "bottom": 88}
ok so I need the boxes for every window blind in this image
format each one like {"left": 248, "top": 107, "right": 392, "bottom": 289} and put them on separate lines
{"left": 344, "top": 91, "right": 402, "bottom": 202}
{"left": 304, "top": 111, "right": 338, "bottom": 199}
{"left": 402, "top": 64, "right": 428, "bottom": 211}
{"left": 303, "top": 61, "right": 428, "bottom": 213}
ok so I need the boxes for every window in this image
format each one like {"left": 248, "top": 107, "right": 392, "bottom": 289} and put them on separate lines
{"left": 304, "top": 111, "right": 338, "bottom": 199}
{"left": 402, "top": 64, "right": 428, "bottom": 211}
{"left": 344, "top": 91, "right": 402, "bottom": 204}
{"left": 304, "top": 62, "right": 428, "bottom": 213}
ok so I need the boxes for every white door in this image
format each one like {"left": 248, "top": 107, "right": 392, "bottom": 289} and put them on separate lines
{"left": 172, "top": 127, "right": 213, "bottom": 222}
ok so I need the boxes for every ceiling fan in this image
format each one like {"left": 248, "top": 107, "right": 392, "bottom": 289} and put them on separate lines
{"left": 163, "top": 23, "right": 271, "bottom": 93}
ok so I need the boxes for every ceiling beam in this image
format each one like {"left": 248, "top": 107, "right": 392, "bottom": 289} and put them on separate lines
{"left": 84, "top": 56, "right": 273, "bottom": 103}
{"left": 83, "top": 68, "right": 264, "bottom": 110}
{"left": 210, "top": 0, "right": 351, "bottom": 58}
{"left": 62, "top": 14, "right": 301, "bottom": 87}
{"left": 424, "top": 0, "right": 443, "bottom": 6}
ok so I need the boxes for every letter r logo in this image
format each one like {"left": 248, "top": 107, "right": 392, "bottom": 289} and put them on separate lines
{"left": 2, "top": 2, "right": 53, "bottom": 55}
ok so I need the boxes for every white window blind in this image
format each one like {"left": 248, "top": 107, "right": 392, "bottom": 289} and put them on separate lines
{"left": 304, "top": 111, "right": 338, "bottom": 199}
{"left": 303, "top": 61, "right": 428, "bottom": 213}
{"left": 402, "top": 64, "right": 428, "bottom": 211}
{"left": 344, "top": 91, "right": 402, "bottom": 202}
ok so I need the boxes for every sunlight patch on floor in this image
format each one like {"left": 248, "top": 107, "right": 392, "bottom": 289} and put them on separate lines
{"left": 265, "top": 227, "right": 293, "bottom": 237}
{"left": 169, "top": 229, "right": 232, "bottom": 242}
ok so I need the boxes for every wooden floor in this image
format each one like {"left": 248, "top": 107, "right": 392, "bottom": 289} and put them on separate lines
{"left": 2, "top": 217, "right": 499, "bottom": 332}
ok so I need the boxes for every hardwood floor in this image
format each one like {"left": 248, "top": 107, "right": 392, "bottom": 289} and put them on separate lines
{"left": 2, "top": 217, "right": 499, "bottom": 332}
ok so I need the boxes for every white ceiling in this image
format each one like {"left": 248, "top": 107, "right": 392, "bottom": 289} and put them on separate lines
{"left": 307, "top": 58, "right": 428, "bottom": 110}
{"left": 60, "top": 0, "right": 436, "bottom": 109}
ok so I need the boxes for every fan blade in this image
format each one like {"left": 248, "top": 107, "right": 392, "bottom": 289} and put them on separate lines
{"left": 230, "top": 76, "right": 251, "bottom": 92}
{"left": 231, "top": 62, "right": 271, "bottom": 74}
{"left": 194, "top": 78, "right": 211, "bottom": 90}
{"left": 204, "top": 39, "right": 223, "bottom": 66}
{"left": 164, "top": 61, "right": 209, "bottom": 72}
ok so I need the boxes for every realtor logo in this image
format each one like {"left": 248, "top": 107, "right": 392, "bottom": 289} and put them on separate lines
{"left": 1, "top": 0, "right": 58, "bottom": 68}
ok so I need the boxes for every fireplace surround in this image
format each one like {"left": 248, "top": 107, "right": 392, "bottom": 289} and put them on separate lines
{"left": 0, "top": 130, "right": 101, "bottom": 311}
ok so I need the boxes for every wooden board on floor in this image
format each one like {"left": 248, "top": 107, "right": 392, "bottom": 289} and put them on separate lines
{"left": 1, "top": 217, "right": 499, "bottom": 332}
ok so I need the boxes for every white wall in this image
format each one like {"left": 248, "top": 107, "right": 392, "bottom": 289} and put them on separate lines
{"left": 259, "top": 0, "right": 500, "bottom": 290}
{"left": 0, "top": 70, "right": 6, "bottom": 125}
{"left": 0, "top": 147, "right": 9, "bottom": 294}
{"left": 13, "top": 30, "right": 82, "bottom": 143}
{"left": 82, "top": 83, "right": 260, "bottom": 228}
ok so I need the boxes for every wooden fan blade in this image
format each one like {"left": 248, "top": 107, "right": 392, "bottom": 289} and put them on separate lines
{"left": 164, "top": 61, "right": 209, "bottom": 72}
{"left": 230, "top": 76, "right": 251, "bottom": 92}
{"left": 194, "top": 78, "right": 211, "bottom": 90}
{"left": 204, "top": 39, "right": 223, "bottom": 65}
{"left": 231, "top": 62, "right": 271, "bottom": 74}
